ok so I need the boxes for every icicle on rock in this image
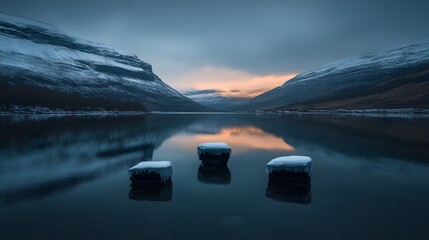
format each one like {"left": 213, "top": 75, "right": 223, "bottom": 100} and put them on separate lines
{"left": 266, "top": 156, "right": 312, "bottom": 182}
{"left": 197, "top": 142, "right": 231, "bottom": 165}
{"left": 129, "top": 161, "right": 172, "bottom": 184}
{"left": 266, "top": 156, "right": 312, "bottom": 204}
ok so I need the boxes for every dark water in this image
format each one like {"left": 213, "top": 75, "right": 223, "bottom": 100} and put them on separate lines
{"left": 1, "top": 114, "right": 429, "bottom": 240}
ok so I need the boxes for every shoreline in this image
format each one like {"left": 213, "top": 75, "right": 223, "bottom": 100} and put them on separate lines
{"left": 1, "top": 108, "right": 429, "bottom": 119}
{"left": 251, "top": 108, "right": 429, "bottom": 118}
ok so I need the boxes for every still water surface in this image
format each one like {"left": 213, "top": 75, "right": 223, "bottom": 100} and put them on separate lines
{"left": 0, "top": 114, "right": 428, "bottom": 239}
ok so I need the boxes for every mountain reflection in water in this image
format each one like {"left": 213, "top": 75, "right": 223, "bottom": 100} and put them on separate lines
{"left": 1, "top": 114, "right": 429, "bottom": 240}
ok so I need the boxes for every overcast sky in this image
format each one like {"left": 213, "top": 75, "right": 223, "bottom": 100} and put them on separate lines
{"left": 1, "top": 0, "right": 429, "bottom": 95}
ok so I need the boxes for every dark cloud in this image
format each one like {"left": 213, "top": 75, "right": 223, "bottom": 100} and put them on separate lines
{"left": 1, "top": 0, "right": 429, "bottom": 81}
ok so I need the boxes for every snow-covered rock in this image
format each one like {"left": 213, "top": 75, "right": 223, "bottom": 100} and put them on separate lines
{"left": 197, "top": 142, "right": 232, "bottom": 155}
{"left": 197, "top": 142, "right": 232, "bottom": 165}
{"left": 266, "top": 156, "right": 312, "bottom": 203}
{"left": 129, "top": 161, "right": 173, "bottom": 184}
{"left": 266, "top": 156, "right": 312, "bottom": 175}
{"left": 0, "top": 12, "right": 204, "bottom": 112}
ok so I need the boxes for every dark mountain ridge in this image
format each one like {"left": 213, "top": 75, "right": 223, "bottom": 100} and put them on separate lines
{"left": 238, "top": 41, "right": 429, "bottom": 111}
{"left": 0, "top": 12, "right": 205, "bottom": 112}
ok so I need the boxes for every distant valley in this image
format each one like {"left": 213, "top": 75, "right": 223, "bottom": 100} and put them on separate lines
{"left": 182, "top": 89, "right": 247, "bottom": 111}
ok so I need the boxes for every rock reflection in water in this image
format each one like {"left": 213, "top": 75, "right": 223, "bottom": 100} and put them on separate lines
{"left": 197, "top": 164, "right": 231, "bottom": 185}
{"left": 129, "top": 182, "right": 173, "bottom": 201}
{"left": 266, "top": 173, "right": 311, "bottom": 205}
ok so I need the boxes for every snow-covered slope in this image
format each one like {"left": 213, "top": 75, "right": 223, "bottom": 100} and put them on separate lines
{"left": 238, "top": 41, "right": 429, "bottom": 110}
{"left": 0, "top": 12, "right": 205, "bottom": 111}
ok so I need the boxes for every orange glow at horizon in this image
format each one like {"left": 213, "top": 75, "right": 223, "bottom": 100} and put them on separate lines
{"left": 170, "top": 126, "right": 295, "bottom": 153}
{"left": 171, "top": 66, "right": 297, "bottom": 98}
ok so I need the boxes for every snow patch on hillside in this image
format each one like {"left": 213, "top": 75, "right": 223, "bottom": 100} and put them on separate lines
{"left": 287, "top": 41, "right": 429, "bottom": 86}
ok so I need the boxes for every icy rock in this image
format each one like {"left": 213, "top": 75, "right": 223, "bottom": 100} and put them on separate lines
{"left": 129, "top": 161, "right": 172, "bottom": 184}
{"left": 266, "top": 156, "right": 312, "bottom": 175}
{"left": 197, "top": 142, "right": 232, "bottom": 164}
{"left": 197, "top": 142, "right": 231, "bottom": 156}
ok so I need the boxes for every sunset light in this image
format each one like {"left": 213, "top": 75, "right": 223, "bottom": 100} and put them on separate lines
{"left": 171, "top": 126, "right": 295, "bottom": 153}
{"left": 173, "top": 66, "right": 297, "bottom": 98}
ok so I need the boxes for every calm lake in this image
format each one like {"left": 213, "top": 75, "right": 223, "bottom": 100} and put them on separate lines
{"left": 1, "top": 113, "right": 429, "bottom": 240}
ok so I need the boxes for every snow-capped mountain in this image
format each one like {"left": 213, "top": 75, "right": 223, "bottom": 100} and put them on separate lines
{"left": 238, "top": 41, "right": 429, "bottom": 111}
{"left": 182, "top": 89, "right": 247, "bottom": 111}
{"left": 0, "top": 12, "right": 205, "bottom": 112}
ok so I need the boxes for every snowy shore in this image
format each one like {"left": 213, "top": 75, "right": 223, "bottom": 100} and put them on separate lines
{"left": 251, "top": 108, "right": 429, "bottom": 118}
